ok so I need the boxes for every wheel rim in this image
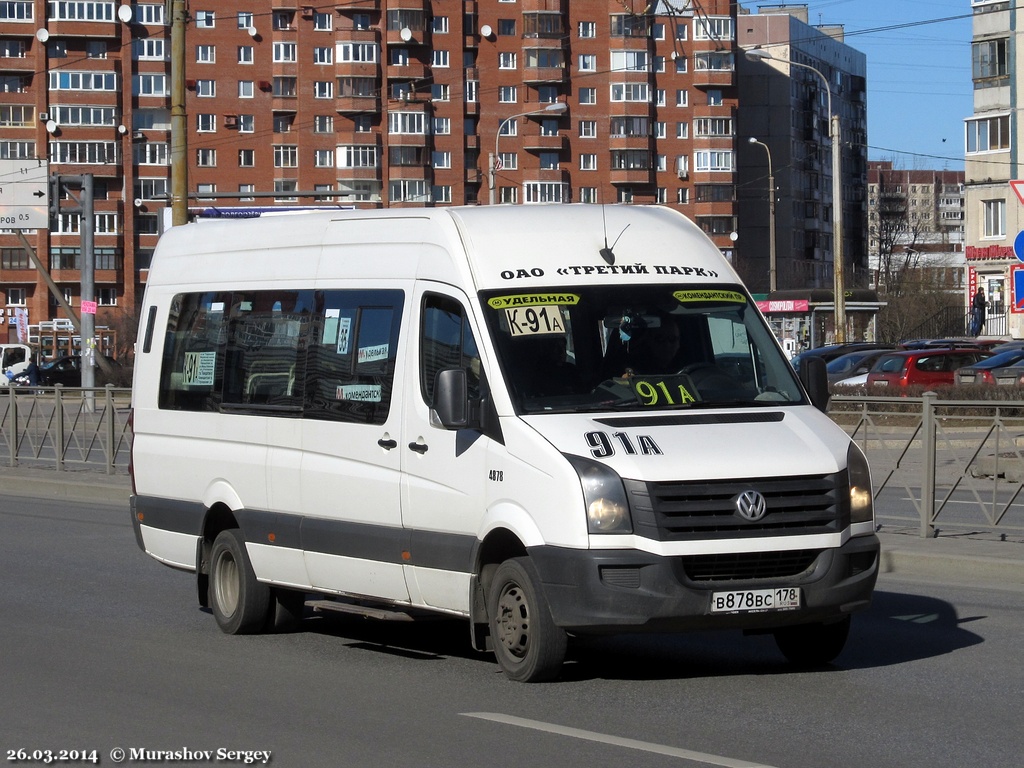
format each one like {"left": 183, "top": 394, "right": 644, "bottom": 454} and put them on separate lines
{"left": 495, "top": 582, "right": 530, "bottom": 660}
{"left": 212, "top": 549, "right": 240, "bottom": 618}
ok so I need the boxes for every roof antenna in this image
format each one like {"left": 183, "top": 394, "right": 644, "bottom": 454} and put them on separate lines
{"left": 599, "top": 205, "right": 630, "bottom": 265}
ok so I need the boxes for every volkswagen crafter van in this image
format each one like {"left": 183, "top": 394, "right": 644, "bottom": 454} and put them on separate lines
{"left": 130, "top": 205, "right": 879, "bottom": 682}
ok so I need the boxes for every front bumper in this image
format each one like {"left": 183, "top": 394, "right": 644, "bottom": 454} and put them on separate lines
{"left": 528, "top": 533, "right": 880, "bottom": 634}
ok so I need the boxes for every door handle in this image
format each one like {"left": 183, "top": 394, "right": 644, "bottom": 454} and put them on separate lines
{"left": 377, "top": 438, "right": 398, "bottom": 450}
{"left": 408, "top": 441, "right": 429, "bottom": 454}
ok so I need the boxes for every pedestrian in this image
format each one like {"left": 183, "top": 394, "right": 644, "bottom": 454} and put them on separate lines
{"left": 970, "top": 288, "right": 987, "bottom": 336}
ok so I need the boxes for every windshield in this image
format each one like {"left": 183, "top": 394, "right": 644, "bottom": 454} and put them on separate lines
{"left": 480, "top": 284, "right": 806, "bottom": 413}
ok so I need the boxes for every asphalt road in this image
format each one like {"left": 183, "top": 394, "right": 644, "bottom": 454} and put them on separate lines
{"left": 2, "top": 493, "right": 1022, "bottom": 768}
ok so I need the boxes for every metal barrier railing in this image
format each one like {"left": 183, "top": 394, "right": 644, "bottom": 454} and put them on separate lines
{"left": 0, "top": 385, "right": 132, "bottom": 474}
{"left": 3, "top": 387, "right": 1022, "bottom": 537}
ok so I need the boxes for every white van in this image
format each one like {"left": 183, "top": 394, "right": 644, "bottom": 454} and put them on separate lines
{"left": 130, "top": 205, "right": 878, "bottom": 682}
{"left": 1, "top": 343, "right": 32, "bottom": 378}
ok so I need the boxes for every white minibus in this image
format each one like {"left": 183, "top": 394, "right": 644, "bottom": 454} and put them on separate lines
{"left": 130, "top": 205, "right": 879, "bottom": 682}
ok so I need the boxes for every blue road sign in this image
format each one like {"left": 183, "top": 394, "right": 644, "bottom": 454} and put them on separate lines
{"left": 1015, "top": 230, "right": 1024, "bottom": 263}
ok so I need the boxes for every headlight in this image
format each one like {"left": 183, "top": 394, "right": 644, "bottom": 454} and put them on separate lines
{"left": 565, "top": 454, "right": 633, "bottom": 534}
{"left": 847, "top": 443, "right": 874, "bottom": 524}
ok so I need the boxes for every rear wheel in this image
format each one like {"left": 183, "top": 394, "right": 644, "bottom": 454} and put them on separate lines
{"left": 209, "top": 528, "right": 270, "bottom": 635}
{"left": 773, "top": 616, "right": 851, "bottom": 667}
{"left": 487, "top": 558, "right": 567, "bottom": 682}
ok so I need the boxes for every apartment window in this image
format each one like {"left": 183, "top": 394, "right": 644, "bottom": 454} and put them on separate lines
{"left": 238, "top": 115, "right": 254, "bottom": 132}
{"left": 539, "top": 152, "right": 560, "bottom": 170}
{"left": 498, "top": 152, "right": 517, "bottom": 170}
{"left": 272, "top": 11, "right": 294, "bottom": 31}
{"left": 610, "top": 83, "right": 649, "bottom": 102}
{"left": 498, "top": 19, "right": 516, "bottom": 35}
{"left": 499, "top": 120, "right": 518, "bottom": 138}
{"left": 238, "top": 149, "right": 254, "bottom": 167}
{"left": 537, "top": 86, "right": 560, "bottom": 103}
{"left": 578, "top": 54, "right": 597, "bottom": 72}
{"left": 706, "top": 90, "right": 723, "bottom": 106}
{"left": 966, "top": 115, "right": 1010, "bottom": 153}
{"left": 433, "top": 50, "right": 450, "bottom": 67}
{"left": 196, "top": 148, "right": 216, "bottom": 167}
{"left": 133, "top": 73, "right": 166, "bottom": 95}
{"left": 982, "top": 199, "right": 1006, "bottom": 238}
{"left": 48, "top": 40, "right": 67, "bottom": 58}
{"left": 498, "top": 86, "right": 517, "bottom": 103}
{"left": 675, "top": 57, "right": 688, "bottom": 74}
{"left": 433, "top": 117, "right": 450, "bottom": 135}
{"left": 238, "top": 46, "right": 254, "bottom": 64}
{"left": 194, "top": 11, "right": 215, "bottom": 28}
{"left": 524, "top": 182, "right": 565, "bottom": 203}
{"left": 578, "top": 21, "right": 596, "bottom": 38}
{"left": 525, "top": 49, "right": 563, "bottom": 68}
{"left": 274, "top": 146, "right": 298, "bottom": 168}
{"left": 314, "top": 81, "right": 333, "bottom": 99}
{"left": 676, "top": 122, "right": 689, "bottom": 139}
{"left": 694, "top": 52, "right": 734, "bottom": 71}
{"left": 611, "top": 150, "right": 650, "bottom": 170}
{"left": 237, "top": 12, "right": 253, "bottom": 28}
{"left": 499, "top": 188, "right": 518, "bottom": 204}
{"left": 579, "top": 120, "right": 597, "bottom": 138}
{"left": 972, "top": 38, "right": 1008, "bottom": 81}
{"left": 273, "top": 115, "right": 293, "bottom": 133}
{"left": 432, "top": 185, "right": 453, "bottom": 203}
{"left": 580, "top": 154, "right": 597, "bottom": 171}
{"left": 432, "top": 16, "right": 449, "bottom": 33}
{"left": 610, "top": 116, "right": 648, "bottom": 137}
{"left": 238, "top": 81, "right": 254, "bottom": 98}
{"left": 196, "top": 45, "right": 215, "bottom": 64}
{"left": 337, "top": 42, "right": 379, "bottom": 63}
{"left": 0, "top": 2, "right": 33, "bottom": 20}
{"left": 314, "top": 115, "right": 334, "bottom": 133}
{"left": 196, "top": 79, "right": 215, "bottom": 97}
{"left": 273, "top": 77, "right": 297, "bottom": 98}
{"left": 609, "top": 14, "right": 649, "bottom": 37}
{"left": 389, "top": 48, "right": 410, "bottom": 66}
{"left": 389, "top": 112, "right": 426, "bottom": 135}
{"left": 579, "top": 187, "right": 597, "bottom": 203}
{"left": 133, "top": 39, "right": 165, "bottom": 60}
{"left": 432, "top": 151, "right": 452, "bottom": 169}
{"left": 314, "top": 149, "right": 333, "bottom": 168}
{"left": 314, "top": 47, "right": 333, "bottom": 65}
{"left": 389, "top": 179, "right": 430, "bottom": 203}
{"left": 6, "top": 286, "right": 27, "bottom": 303}
{"left": 314, "top": 184, "right": 333, "bottom": 201}
{"left": 611, "top": 50, "right": 648, "bottom": 72}
{"left": 676, "top": 89, "right": 689, "bottom": 107}
{"left": 338, "top": 77, "right": 375, "bottom": 97}
{"left": 352, "top": 13, "right": 371, "bottom": 30}
{"left": 87, "top": 40, "right": 107, "bottom": 59}
{"left": 387, "top": 9, "right": 425, "bottom": 31}
{"left": 499, "top": 52, "right": 517, "bottom": 69}
{"left": 693, "top": 16, "right": 733, "bottom": 41}
{"left": 580, "top": 88, "right": 597, "bottom": 106}
{"left": 314, "top": 12, "right": 332, "bottom": 31}
{"left": 275, "top": 180, "right": 297, "bottom": 201}
{"left": 466, "top": 80, "right": 479, "bottom": 102}
{"left": 1, "top": 140, "right": 34, "bottom": 159}
{"left": 196, "top": 114, "right": 216, "bottom": 132}
{"left": 677, "top": 188, "right": 689, "bottom": 204}
{"left": 694, "top": 150, "right": 733, "bottom": 172}
{"left": 431, "top": 84, "right": 450, "bottom": 101}
{"left": 273, "top": 42, "right": 297, "bottom": 63}
{"left": 617, "top": 188, "right": 633, "bottom": 204}
{"left": 52, "top": 71, "right": 118, "bottom": 91}
{"left": 338, "top": 146, "right": 378, "bottom": 168}
{"left": 694, "top": 117, "right": 733, "bottom": 137}
{"left": 48, "top": 1, "right": 115, "bottom": 21}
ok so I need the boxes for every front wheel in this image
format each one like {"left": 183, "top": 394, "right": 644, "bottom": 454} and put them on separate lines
{"left": 209, "top": 528, "right": 270, "bottom": 635}
{"left": 773, "top": 616, "right": 851, "bottom": 667}
{"left": 487, "top": 557, "right": 567, "bottom": 682}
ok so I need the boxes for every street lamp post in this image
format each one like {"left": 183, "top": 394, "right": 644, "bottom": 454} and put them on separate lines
{"left": 489, "top": 102, "right": 568, "bottom": 205}
{"left": 748, "top": 137, "right": 777, "bottom": 293}
{"left": 745, "top": 48, "right": 846, "bottom": 342}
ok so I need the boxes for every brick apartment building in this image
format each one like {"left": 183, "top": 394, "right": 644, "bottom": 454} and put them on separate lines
{"left": 0, "top": 0, "right": 746, "bottom": 353}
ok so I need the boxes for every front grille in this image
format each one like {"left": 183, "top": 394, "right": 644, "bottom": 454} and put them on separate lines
{"left": 682, "top": 549, "right": 820, "bottom": 581}
{"left": 626, "top": 472, "right": 847, "bottom": 542}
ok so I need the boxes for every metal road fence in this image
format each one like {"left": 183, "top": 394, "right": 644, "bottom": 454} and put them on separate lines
{"left": 3, "top": 386, "right": 1024, "bottom": 538}
{"left": 1, "top": 385, "right": 132, "bottom": 475}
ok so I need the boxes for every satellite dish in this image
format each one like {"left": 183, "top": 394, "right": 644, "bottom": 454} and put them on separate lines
{"left": 133, "top": 198, "right": 144, "bottom": 208}
{"left": 248, "top": 26, "right": 258, "bottom": 38}
{"left": 117, "top": 4, "right": 132, "bottom": 23}
{"left": 45, "top": 119, "right": 58, "bottom": 134}
{"left": 117, "top": 124, "right": 128, "bottom": 134}
{"left": 400, "top": 27, "right": 412, "bottom": 42}
{"left": 36, "top": 28, "right": 50, "bottom": 42}
{"left": 729, "top": 231, "right": 739, "bottom": 242}
{"left": 480, "top": 24, "right": 493, "bottom": 38}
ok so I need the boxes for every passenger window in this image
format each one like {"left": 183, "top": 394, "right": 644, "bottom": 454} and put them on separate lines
{"left": 159, "top": 291, "right": 232, "bottom": 411}
{"left": 420, "top": 294, "right": 480, "bottom": 405}
{"left": 304, "top": 289, "right": 404, "bottom": 425}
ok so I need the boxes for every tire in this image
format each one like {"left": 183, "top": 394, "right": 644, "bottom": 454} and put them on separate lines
{"left": 773, "top": 616, "right": 851, "bottom": 667}
{"left": 209, "top": 528, "right": 270, "bottom": 635}
{"left": 487, "top": 557, "right": 567, "bottom": 682}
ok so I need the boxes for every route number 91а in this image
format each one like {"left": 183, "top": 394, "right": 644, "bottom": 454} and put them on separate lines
{"left": 505, "top": 305, "right": 565, "bottom": 336}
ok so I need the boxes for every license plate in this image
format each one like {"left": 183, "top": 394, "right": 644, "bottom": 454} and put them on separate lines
{"left": 710, "top": 587, "right": 801, "bottom": 614}
{"left": 872, "top": 380, "right": 888, "bottom": 387}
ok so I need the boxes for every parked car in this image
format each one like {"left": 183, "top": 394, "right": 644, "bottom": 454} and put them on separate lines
{"left": 954, "top": 349, "right": 1024, "bottom": 385}
{"left": 991, "top": 363, "right": 1024, "bottom": 387}
{"left": 825, "top": 348, "right": 893, "bottom": 385}
{"left": 790, "top": 342, "right": 891, "bottom": 371}
{"left": 897, "top": 338, "right": 1000, "bottom": 351}
{"left": 833, "top": 372, "right": 870, "bottom": 388}
{"left": 38, "top": 355, "right": 122, "bottom": 387}
{"left": 867, "top": 348, "right": 992, "bottom": 389}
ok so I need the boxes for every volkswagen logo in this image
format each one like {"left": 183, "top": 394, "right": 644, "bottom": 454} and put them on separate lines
{"left": 735, "top": 490, "right": 767, "bottom": 521}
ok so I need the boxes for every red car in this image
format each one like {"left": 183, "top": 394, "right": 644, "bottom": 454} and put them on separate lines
{"left": 867, "top": 349, "right": 992, "bottom": 389}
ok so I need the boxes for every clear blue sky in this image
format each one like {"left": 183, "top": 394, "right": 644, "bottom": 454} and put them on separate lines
{"left": 781, "top": 0, "right": 972, "bottom": 170}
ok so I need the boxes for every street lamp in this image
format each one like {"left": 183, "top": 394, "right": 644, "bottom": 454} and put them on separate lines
{"left": 744, "top": 47, "right": 846, "bottom": 342}
{"left": 748, "top": 137, "right": 777, "bottom": 293}
{"left": 489, "top": 102, "right": 568, "bottom": 205}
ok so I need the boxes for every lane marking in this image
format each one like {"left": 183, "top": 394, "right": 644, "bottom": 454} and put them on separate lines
{"left": 461, "top": 712, "right": 778, "bottom": 768}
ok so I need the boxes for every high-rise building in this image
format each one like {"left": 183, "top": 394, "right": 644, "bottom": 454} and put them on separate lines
{"left": 0, "top": 1, "right": 747, "bottom": 351}
{"left": 964, "top": 0, "right": 1022, "bottom": 338}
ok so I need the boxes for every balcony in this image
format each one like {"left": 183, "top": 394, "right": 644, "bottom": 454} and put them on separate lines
{"left": 610, "top": 168, "right": 653, "bottom": 185}
{"left": 522, "top": 132, "right": 566, "bottom": 151}
{"left": 692, "top": 69, "right": 734, "bottom": 89}
{"left": 608, "top": 133, "right": 650, "bottom": 150}
{"left": 47, "top": 19, "right": 121, "bottom": 39}
{"left": 386, "top": 60, "right": 427, "bottom": 80}
{"left": 522, "top": 66, "right": 567, "bottom": 84}
{"left": 465, "top": 167, "right": 482, "bottom": 184}
{"left": 386, "top": 28, "right": 429, "bottom": 47}
{"left": 336, "top": 95, "right": 380, "bottom": 113}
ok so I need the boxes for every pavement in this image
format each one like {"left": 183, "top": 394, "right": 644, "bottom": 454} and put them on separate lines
{"left": 2, "top": 464, "right": 1022, "bottom": 590}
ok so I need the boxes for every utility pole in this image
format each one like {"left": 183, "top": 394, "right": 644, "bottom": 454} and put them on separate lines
{"left": 170, "top": 0, "right": 188, "bottom": 226}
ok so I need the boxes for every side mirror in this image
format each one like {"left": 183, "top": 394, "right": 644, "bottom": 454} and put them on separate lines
{"left": 433, "top": 367, "right": 469, "bottom": 428}
{"left": 799, "top": 356, "right": 830, "bottom": 413}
